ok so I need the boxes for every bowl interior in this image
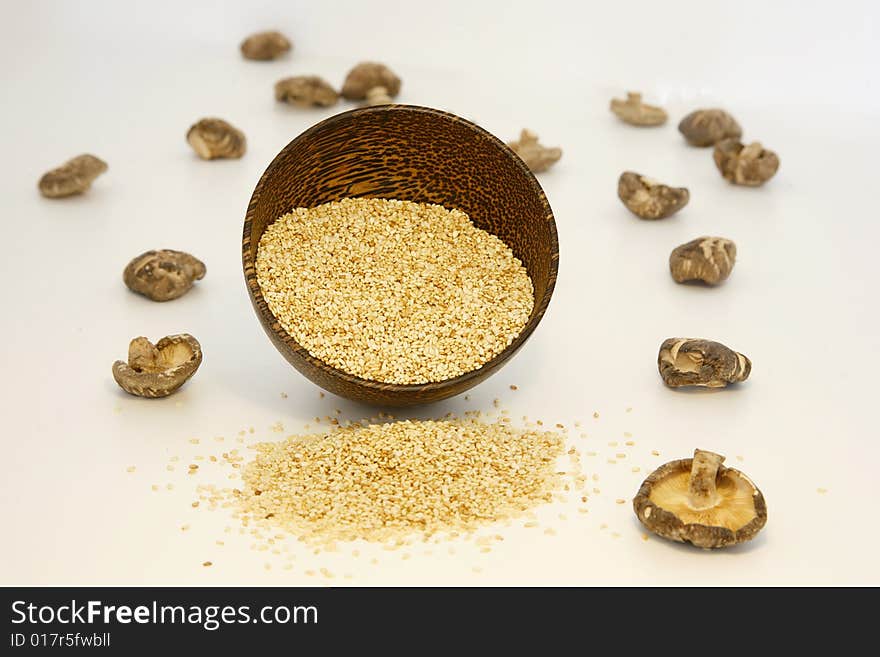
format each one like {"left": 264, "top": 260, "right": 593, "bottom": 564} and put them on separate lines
{"left": 243, "top": 105, "right": 558, "bottom": 403}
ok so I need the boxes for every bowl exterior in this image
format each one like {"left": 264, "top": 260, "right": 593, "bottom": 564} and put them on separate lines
{"left": 243, "top": 105, "right": 558, "bottom": 406}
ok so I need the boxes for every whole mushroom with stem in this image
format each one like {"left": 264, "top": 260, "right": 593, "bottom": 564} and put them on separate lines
{"left": 507, "top": 129, "right": 562, "bottom": 173}
{"left": 633, "top": 449, "right": 767, "bottom": 548}
{"left": 341, "top": 62, "right": 401, "bottom": 101}
{"left": 112, "top": 334, "right": 202, "bottom": 398}
{"left": 610, "top": 92, "right": 667, "bottom": 126}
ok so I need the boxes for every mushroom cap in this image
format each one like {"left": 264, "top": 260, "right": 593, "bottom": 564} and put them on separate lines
{"left": 633, "top": 454, "right": 767, "bottom": 548}
{"left": 678, "top": 109, "right": 742, "bottom": 147}
{"left": 240, "top": 30, "right": 292, "bottom": 60}
{"left": 669, "top": 236, "right": 736, "bottom": 285}
{"left": 340, "top": 62, "right": 401, "bottom": 100}
{"left": 658, "top": 337, "right": 751, "bottom": 388}
{"left": 274, "top": 76, "right": 339, "bottom": 107}
{"left": 186, "top": 118, "right": 246, "bottom": 160}
{"left": 713, "top": 139, "right": 780, "bottom": 186}
{"left": 112, "top": 334, "right": 202, "bottom": 398}
{"left": 617, "top": 171, "right": 689, "bottom": 219}
{"left": 123, "top": 249, "right": 206, "bottom": 302}
{"left": 38, "top": 154, "right": 108, "bottom": 198}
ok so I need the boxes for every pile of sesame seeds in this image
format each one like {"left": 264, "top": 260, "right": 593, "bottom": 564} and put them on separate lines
{"left": 131, "top": 401, "right": 681, "bottom": 575}
{"left": 234, "top": 418, "right": 566, "bottom": 545}
{"left": 255, "top": 198, "right": 534, "bottom": 384}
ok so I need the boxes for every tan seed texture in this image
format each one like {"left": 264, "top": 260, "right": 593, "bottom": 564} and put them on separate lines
{"left": 236, "top": 419, "right": 565, "bottom": 546}
{"left": 256, "top": 198, "right": 534, "bottom": 384}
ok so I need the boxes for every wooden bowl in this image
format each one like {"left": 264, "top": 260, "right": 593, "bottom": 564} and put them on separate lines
{"left": 242, "top": 105, "right": 558, "bottom": 406}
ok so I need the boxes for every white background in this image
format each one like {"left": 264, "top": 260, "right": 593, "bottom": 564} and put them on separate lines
{"left": 1, "top": 0, "right": 878, "bottom": 585}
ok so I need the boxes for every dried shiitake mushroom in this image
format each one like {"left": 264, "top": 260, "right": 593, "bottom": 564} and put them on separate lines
{"left": 617, "top": 172, "right": 689, "bottom": 220}
{"left": 123, "top": 249, "right": 206, "bottom": 302}
{"left": 363, "top": 85, "right": 393, "bottom": 106}
{"left": 112, "top": 334, "right": 202, "bottom": 398}
{"left": 609, "top": 92, "right": 667, "bottom": 126}
{"left": 633, "top": 449, "right": 767, "bottom": 548}
{"left": 186, "top": 118, "right": 246, "bottom": 160}
{"left": 240, "top": 30, "right": 292, "bottom": 60}
{"left": 507, "top": 129, "right": 562, "bottom": 173}
{"left": 669, "top": 237, "right": 736, "bottom": 285}
{"left": 713, "top": 139, "right": 780, "bottom": 186}
{"left": 340, "top": 62, "right": 401, "bottom": 100}
{"left": 274, "top": 76, "right": 339, "bottom": 108}
{"left": 678, "top": 109, "right": 742, "bottom": 147}
{"left": 658, "top": 338, "right": 751, "bottom": 388}
{"left": 38, "top": 154, "right": 108, "bottom": 198}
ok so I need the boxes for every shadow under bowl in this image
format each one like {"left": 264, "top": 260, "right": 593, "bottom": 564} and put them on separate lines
{"left": 242, "top": 105, "right": 558, "bottom": 406}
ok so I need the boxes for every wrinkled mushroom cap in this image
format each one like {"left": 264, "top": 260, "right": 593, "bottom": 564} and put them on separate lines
{"left": 713, "top": 139, "right": 780, "bottom": 186}
{"left": 617, "top": 172, "right": 689, "bottom": 219}
{"left": 340, "top": 62, "right": 401, "bottom": 100}
{"left": 678, "top": 109, "right": 742, "bottom": 147}
{"left": 38, "top": 154, "right": 108, "bottom": 198}
{"left": 186, "top": 118, "right": 246, "bottom": 160}
{"left": 274, "top": 76, "right": 339, "bottom": 108}
{"left": 658, "top": 338, "right": 751, "bottom": 388}
{"left": 633, "top": 449, "right": 767, "bottom": 548}
{"left": 240, "top": 30, "right": 292, "bottom": 60}
{"left": 669, "top": 236, "right": 736, "bottom": 285}
{"left": 123, "top": 249, "right": 206, "bottom": 302}
{"left": 112, "top": 334, "right": 202, "bottom": 398}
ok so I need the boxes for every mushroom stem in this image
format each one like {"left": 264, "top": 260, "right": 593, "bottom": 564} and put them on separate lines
{"left": 687, "top": 449, "right": 725, "bottom": 510}
{"left": 740, "top": 142, "right": 764, "bottom": 159}
{"left": 128, "top": 337, "right": 160, "bottom": 372}
{"left": 626, "top": 92, "right": 642, "bottom": 105}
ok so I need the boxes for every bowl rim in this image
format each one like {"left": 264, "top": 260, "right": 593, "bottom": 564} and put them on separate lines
{"left": 242, "top": 104, "right": 559, "bottom": 395}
